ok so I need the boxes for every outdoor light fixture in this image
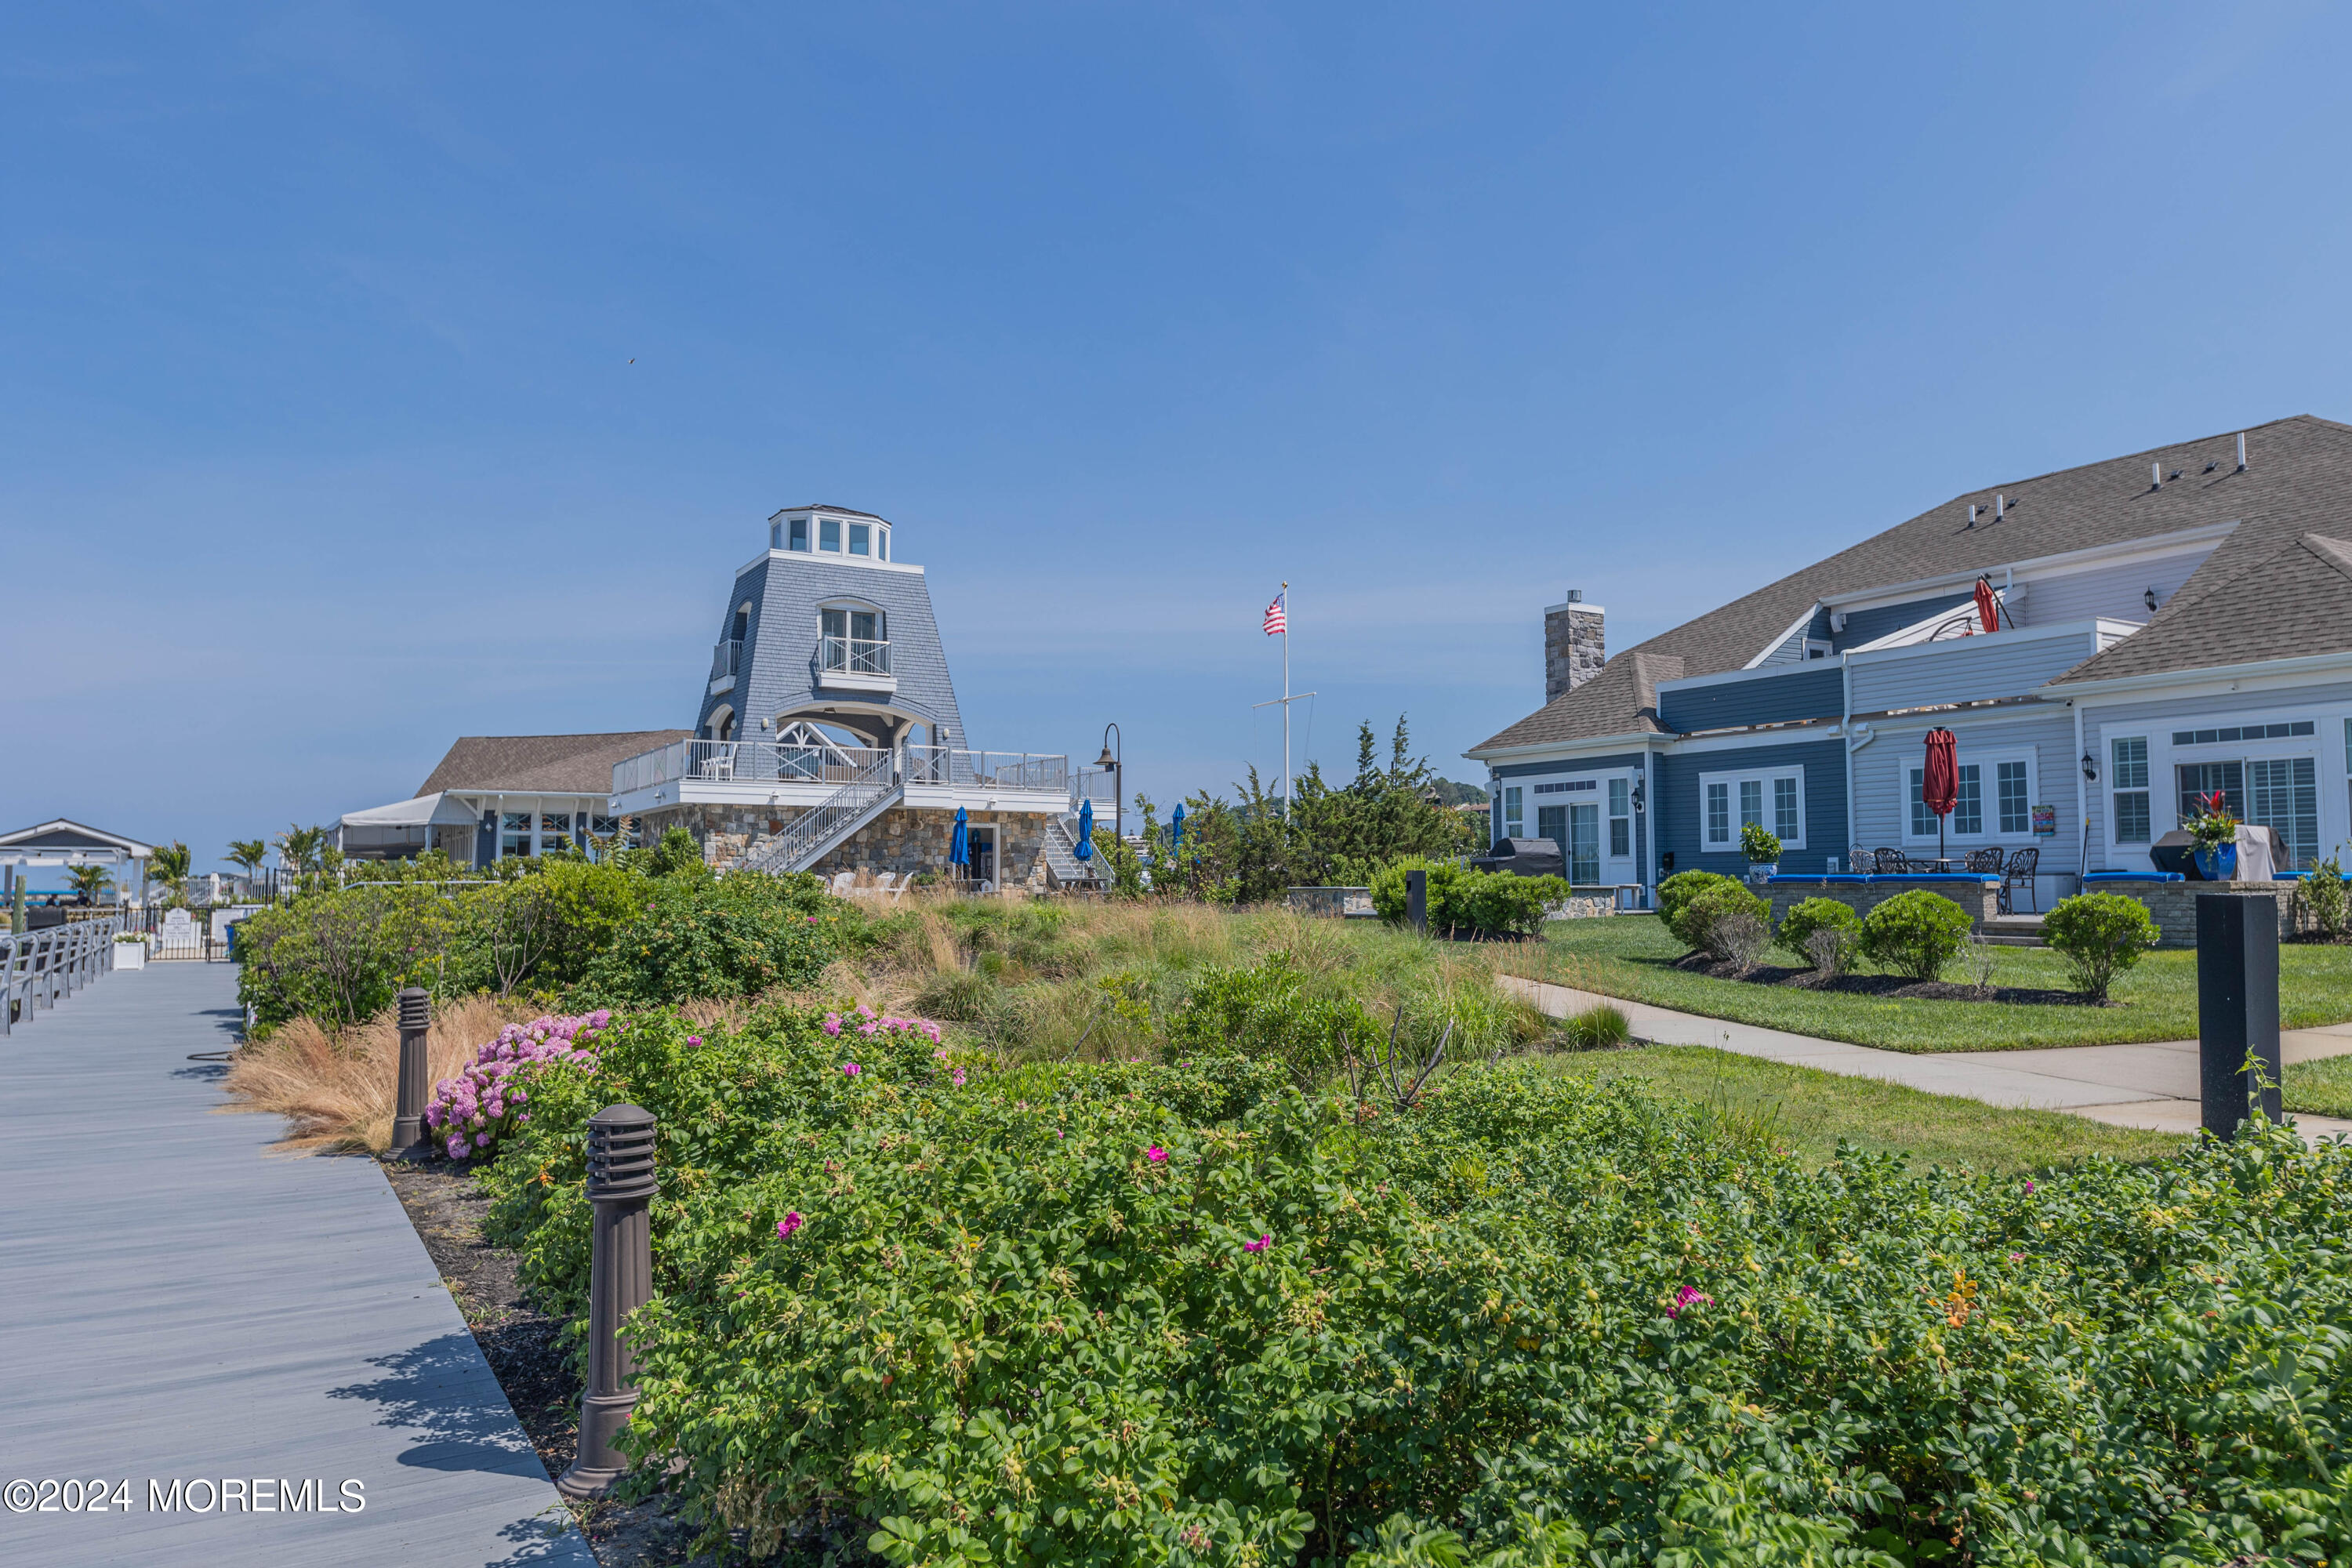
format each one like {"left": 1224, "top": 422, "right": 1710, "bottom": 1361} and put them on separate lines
{"left": 1096, "top": 723, "right": 1123, "bottom": 841}
{"left": 1631, "top": 779, "right": 1646, "bottom": 811}
{"left": 2081, "top": 750, "right": 2098, "bottom": 782}
{"left": 2144, "top": 587, "right": 2160, "bottom": 612}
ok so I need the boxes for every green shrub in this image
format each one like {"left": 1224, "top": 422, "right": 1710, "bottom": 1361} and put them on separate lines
{"left": 1685, "top": 881, "right": 1773, "bottom": 965}
{"left": 1372, "top": 860, "right": 1563, "bottom": 937}
{"left": 1463, "top": 871, "right": 1570, "bottom": 936}
{"left": 1775, "top": 896, "right": 1860, "bottom": 964}
{"left": 2303, "top": 850, "right": 2350, "bottom": 941}
{"left": 2043, "top": 891, "right": 2162, "bottom": 1001}
{"left": 1857, "top": 889, "right": 1974, "bottom": 982}
{"left": 477, "top": 1006, "right": 2352, "bottom": 1568}
{"left": 1370, "top": 856, "right": 1473, "bottom": 928}
{"left": 1559, "top": 1002, "right": 1632, "bottom": 1049}
{"left": 645, "top": 825, "right": 709, "bottom": 879}
{"left": 1740, "top": 820, "right": 1781, "bottom": 865}
{"left": 235, "top": 881, "right": 456, "bottom": 1028}
{"left": 1163, "top": 953, "right": 1373, "bottom": 1087}
{"left": 1657, "top": 870, "right": 1744, "bottom": 944}
{"left": 575, "top": 871, "right": 837, "bottom": 1005}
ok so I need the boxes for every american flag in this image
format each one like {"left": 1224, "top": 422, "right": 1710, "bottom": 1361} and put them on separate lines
{"left": 1263, "top": 593, "right": 1287, "bottom": 636}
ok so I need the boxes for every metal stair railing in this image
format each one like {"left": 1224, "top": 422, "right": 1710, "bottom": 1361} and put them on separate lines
{"left": 1042, "top": 815, "right": 1101, "bottom": 887}
{"left": 741, "top": 752, "right": 904, "bottom": 877}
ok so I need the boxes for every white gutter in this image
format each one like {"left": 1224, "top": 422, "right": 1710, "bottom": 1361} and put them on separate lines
{"left": 1464, "top": 730, "right": 1662, "bottom": 763}
{"left": 2038, "top": 647, "right": 2352, "bottom": 699}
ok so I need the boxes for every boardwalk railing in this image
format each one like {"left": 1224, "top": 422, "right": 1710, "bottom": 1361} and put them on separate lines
{"left": 2, "top": 915, "right": 126, "bottom": 1035}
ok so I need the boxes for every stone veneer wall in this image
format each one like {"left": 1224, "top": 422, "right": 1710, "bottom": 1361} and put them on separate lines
{"left": 2092, "top": 882, "right": 2295, "bottom": 949}
{"left": 633, "top": 804, "right": 1053, "bottom": 891}
{"left": 1767, "top": 877, "right": 2002, "bottom": 931}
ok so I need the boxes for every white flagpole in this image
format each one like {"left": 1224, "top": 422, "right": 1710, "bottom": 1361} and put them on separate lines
{"left": 1283, "top": 584, "right": 1296, "bottom": 812}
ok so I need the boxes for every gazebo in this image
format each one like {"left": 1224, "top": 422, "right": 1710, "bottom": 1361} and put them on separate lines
{"left": 0, "top": 819, "right": 154, "bottom": 904}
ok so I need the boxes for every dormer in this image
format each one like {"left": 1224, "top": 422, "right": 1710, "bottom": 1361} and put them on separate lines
{"left": 768, "top": 504, "right": 892, "bottom": 564}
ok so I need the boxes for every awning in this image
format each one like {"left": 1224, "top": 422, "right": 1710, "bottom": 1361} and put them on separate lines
{"left": 339, "top": 793, "right": 484, "bottom": 830}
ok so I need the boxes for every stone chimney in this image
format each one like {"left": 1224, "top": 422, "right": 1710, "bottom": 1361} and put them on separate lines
{"left": 1544, "top": 593, "right": 1605, "bottom": 702}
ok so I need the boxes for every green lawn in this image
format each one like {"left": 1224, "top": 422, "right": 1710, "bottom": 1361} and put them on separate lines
{"left": 1566, "top": 1044, "right": 2186, "bottom": 1172}
{"left": 2286, "top": 1054, "right": 2352, "bottom": 1120}
{"left": 1509, "top": 914, "right": 2352, "bottom": 1053}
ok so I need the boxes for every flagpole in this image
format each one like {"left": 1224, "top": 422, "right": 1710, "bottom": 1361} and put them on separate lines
{"left": 1281, "top": 582, "right": 1290, "bottom": 813}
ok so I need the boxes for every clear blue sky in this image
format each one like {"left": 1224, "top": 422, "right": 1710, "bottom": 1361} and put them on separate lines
{"left": 9, "top": 3, "right": 2352, "bottom": 878}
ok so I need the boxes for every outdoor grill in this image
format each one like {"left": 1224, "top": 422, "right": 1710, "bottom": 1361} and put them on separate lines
{"left": 1469, "top": 837, "right": 1566, "bottom": 879}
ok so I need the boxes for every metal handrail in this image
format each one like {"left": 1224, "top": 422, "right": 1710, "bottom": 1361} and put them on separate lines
{"left": 1, "top": 913, "right": 126, "bottom": 1036}
{"left": 615, "top": 740, "right": 1073, "bottom": 797}
{"left": 904, "top": 746, "right": 1069, "bottom": 792}
{"left": 818, "top": 636, "right": 891, "bottom": 676}
{"left": 741, "top": 752, "right": 901, "bottom": 877}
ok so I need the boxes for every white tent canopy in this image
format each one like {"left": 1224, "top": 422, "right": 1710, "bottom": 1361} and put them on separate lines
{"left": 337, "top": 792, "right": 481, "bottom": 858}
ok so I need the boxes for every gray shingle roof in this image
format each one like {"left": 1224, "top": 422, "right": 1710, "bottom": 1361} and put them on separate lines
{"left": 1471, "top": 414, "right": 2352, "bottom": 753}
{"left": 416, "top": 731, "right": 693, "bottom": 797}
{"left": 2055, "top": 530, "right": 2352, "bottom": 683}
{"left": 769, "top": 503, "right": 888, "bottom": 521}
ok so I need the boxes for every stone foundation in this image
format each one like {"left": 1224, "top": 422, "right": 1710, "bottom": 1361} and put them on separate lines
{"left": 634, "top": 803, "right": 1054, "bottom": 891}
{"left": 2084, "top": 880, "right": 2296, "bottom": 949}
{"left": 1767, "top": 876, "right": 2002, "bottom": 931}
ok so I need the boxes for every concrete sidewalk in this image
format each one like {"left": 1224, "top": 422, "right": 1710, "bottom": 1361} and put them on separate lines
{"left": 1500, "top": 973, "right": 2352, "bottom": 1143}
{"left": 0, "top": 961, "right": 595, "bottom": 1567}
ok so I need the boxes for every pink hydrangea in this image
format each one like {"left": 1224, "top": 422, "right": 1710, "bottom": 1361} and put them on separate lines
{"left": 424, "top": 1011, "right": 610, "bottom": 1163}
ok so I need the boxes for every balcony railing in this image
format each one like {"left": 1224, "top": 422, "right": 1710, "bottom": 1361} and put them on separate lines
{"left": 615, "top": 739, "right": 1070, "bottom": 797}
{"left": 818, "top": 637, "right": 890, "bottom": 677}
{"left": 712, "top": 638, "right": 742, "bottom": 681}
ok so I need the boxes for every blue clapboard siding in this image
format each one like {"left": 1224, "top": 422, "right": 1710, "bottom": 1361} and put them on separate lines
{"left": 1846, "top": 626, "right": 2100, "bottom": 714}
{"left": 1657, "top": 739, "right": 1848, "bottom": 878}
{"left": 1657, "top": 666, "right": 1843, "bottom": 734}
{"left": 1831, "top": 591, "right": 1972, "bottom": 652}
{"left": 1484, "top": 751, "right": 1652, "bottom": 866}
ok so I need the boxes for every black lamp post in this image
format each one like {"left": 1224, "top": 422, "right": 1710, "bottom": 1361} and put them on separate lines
{"left": 1095, "top": 723, "right": 1123, "bottom": 842}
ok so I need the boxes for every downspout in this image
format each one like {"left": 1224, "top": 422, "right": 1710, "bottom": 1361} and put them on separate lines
{"left": 2072, "top": 699, "right": 2091, "bottom": 890}
{"left": 1838, "top": 655, "right": 1856, "bottom": 869}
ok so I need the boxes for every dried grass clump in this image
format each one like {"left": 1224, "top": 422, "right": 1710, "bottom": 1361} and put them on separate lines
{"left": 223, "top": 994, "right": 542, "bottom": 1154}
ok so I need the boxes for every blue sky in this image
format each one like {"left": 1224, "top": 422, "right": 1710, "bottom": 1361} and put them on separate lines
{"left": 8, "top": 2, "right": 2352, "bottom": 877}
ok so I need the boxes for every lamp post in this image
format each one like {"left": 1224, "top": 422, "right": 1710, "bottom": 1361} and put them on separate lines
{"left": 1095, "top": 723, "right": 1123, "bottom": 843}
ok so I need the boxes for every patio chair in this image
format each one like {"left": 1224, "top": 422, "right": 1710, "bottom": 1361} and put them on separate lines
{"left": 1871, "top": 848, "right": 1908, "bottom": 874}
{"left": 1848, "top": 846, "right": 1875, "bottom": 877}
{"left": 829, "top": 870, "right": 857, "bottom": 896}
{"left": 1962, "top": 847, "right": 2005, "bottom": 875}
{"left": 1999, "top": 847, "right": 2039, "bottom": 914}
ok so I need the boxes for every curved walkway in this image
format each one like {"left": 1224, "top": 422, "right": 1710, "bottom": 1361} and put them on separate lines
{"left": 1501, "top": 973, "right": 2352, "bottom": 1144}
{"left": 0, "top": 961, "right": 594, "bottom": 1566}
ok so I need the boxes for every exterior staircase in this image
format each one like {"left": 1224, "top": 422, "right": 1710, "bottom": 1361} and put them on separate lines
{"left": 741, "top": 753, "right": 904, "bottom": 877}
{"left": 1976, "top": 914, "right": 2047, "bottom": 948}
{"left": 1042, "top": 815, "right": 1102, "bottom": 889}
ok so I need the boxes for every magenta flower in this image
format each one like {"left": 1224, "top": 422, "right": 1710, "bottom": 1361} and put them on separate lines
{"left": 822, "top": 1014, "right": 843, "bottom": 1036}
{"left": 1667, "top": 1284, "right": 1713, "bottom": 1319}
{"left": 686, "top": 1034, "right": 702, "bottom": 1047}
{"left": 1243, "top": 1234, "right": 1272, "bottom": 1254}
{"left": 1146, "top": 1146, "right": 1167, "bottom": 1163}
{"left": 841, "top": 1062, "right": 861, "bottom": 1077}
{"left": 2025, "top": 1180, "right": 2035, "bottom": 1194}
{"left": 776, "top": 1211, "right": 804, "bottom": 1240}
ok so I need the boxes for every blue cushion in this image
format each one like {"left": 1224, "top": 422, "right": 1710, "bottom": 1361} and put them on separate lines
{"left": 2084, "top": 870, "right": 2185, "bottom": 883}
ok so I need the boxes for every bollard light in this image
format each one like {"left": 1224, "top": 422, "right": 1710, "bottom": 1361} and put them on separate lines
{"left": 391, "top": 987, "right": 430, "bottom": 1156}
{"left": 2197, "top": 893, "right": 2282, "bottom": 1138}
{"left": 558, "top": 1103, "right": 659, "bottom": 1498}
{"left": 1407, "top": 868, "right": 1428, "bottom": 937}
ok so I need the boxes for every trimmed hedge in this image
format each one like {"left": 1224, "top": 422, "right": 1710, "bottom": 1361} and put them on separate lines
{"left": 2043, "top": 891, "right": 2161, "bottom": 1002}
{"left": 1857, "top": 889, "right": 1973, "bottom": 982}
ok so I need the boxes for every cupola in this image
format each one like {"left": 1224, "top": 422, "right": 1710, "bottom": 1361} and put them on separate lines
{"left": 768, "top": 504, "right": 892, "bottom": 563}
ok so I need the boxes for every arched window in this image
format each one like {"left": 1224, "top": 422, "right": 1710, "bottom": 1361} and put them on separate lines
{"left": 708, "top": 705, "right": 735, "bottom": 743}
{"left": 818, "top": 601, "right": 889, "bottom": 675}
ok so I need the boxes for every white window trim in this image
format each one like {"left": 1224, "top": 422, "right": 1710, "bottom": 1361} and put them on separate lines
{"left": 1697, "top": 765, "right": 1807, "bottom": 851}
{"left": 2107, "top": 733, "right": 2154, "bottom": 850}
{"left": 1900, "top": 748, "right": 2038, "bottom": 845}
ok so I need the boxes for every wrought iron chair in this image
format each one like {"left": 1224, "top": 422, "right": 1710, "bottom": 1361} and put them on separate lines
{"left": 1998, "top": 847, "right": 2039, "bottom": 914}
{"left": 1962, "top": 847, "right": 2005, "bottom": 875}
{"left": 1871, "top": 848, "right": 1908, "bottom": 874}
{"left": 1848, "top": 846, "right": 1875, "bottom": 877}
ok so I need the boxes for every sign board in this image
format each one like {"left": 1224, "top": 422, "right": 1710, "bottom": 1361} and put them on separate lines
{"left": 161, "top": 909, "right": 194, "bottom": 938}
{"left": 2031, "top": 804, "right": 2058, "bottom": 837}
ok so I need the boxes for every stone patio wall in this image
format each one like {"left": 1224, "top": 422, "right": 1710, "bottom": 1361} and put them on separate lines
{"left": 1767, "top": 876, "right": 2002, "bottom": 931}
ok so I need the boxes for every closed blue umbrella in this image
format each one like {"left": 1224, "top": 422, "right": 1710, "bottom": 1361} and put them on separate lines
{"left": 1171, "top": 803, "right": 1185, "bottom": 854}
{"left": 949, "top": 807, "right": 969, "bottom": 871}
{"left": 1074, "top": 798, "right": 1094, "bottom": 861}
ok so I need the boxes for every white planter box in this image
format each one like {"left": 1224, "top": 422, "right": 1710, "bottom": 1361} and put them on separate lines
{"left": 114, "top": 942, "right": 147, "bottom": 971}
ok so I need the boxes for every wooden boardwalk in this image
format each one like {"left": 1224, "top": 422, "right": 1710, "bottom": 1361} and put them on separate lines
{"left": 0, "top": 962, "right": 596, "bottom": 1566}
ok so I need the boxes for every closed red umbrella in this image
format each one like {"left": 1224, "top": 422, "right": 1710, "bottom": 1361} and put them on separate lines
{"left": 1922, "top": 728, "right": 1959, "bottom": 866}
{"left": 1973, "top": 577, "right": 2001, "bottom": 634}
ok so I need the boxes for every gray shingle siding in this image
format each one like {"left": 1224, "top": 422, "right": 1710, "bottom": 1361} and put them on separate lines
{"left": 1658, "top": 666, "right": 1843, "bottom": 733}
{"left": 699, "top": 555, "right": 968, "bottom": 746}
{"left": 1657, "top": 739, "right": 1847, "bottom": 878}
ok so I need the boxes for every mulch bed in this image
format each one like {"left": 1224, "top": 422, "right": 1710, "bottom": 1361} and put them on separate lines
{"left": 1668, "top": 952, "right": 2100, "bottom": 1007}
{"left": 380, "top": 1160, "right": 723, "bottom": 1567}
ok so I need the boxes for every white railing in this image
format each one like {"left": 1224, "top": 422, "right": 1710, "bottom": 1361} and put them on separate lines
{"left": 2, "top": 914, "right": 126, "bottom": 1035}
{"left": 742, "top": 752, "right": 901, "bottom": 876}
{"left": 904, "top": 747, "right": 1069, "bottom": 793}
{"left": 615, "top": 739, "right": 1072, "bottom": 797}
{"left": 712, "top": 638, "right": 743, "bottom": 680}
{"left": 818, "top": 636, "right": 891, "bottom": 677}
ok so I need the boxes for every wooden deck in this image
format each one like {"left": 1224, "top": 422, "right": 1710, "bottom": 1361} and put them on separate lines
{"left": 0, "top": 962, "right": 595, "bottom": 1566}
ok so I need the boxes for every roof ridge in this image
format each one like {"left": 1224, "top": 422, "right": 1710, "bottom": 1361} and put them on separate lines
{"left": 2299, "top": 531, "right": 2352, "bottom": 584}
{"left": 1932, "top": 412, "right": 2336, "bottom": 504}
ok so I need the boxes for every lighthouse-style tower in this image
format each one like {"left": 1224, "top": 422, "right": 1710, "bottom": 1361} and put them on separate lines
{"left": 696, "top": 504, "right": 967, "bottom": 757}
{"left": 608, "top": 505, "right": 1090, "bottom": 888}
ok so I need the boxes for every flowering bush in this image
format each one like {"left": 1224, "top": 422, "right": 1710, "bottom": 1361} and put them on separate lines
{"left": 424, "top": 1011, "right": 610, "bottom": 1160}
{"left": 476, "top": 1004, "right": 2352, "bottom": 1567}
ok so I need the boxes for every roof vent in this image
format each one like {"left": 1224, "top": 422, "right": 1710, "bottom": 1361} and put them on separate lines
{"left": 2151, "top": 463, "right": 2162, "bottom": 489}
{"left": 2238, "top": 432, "right": 2248, "bottom": 470}
{"left": 2203, "top": 461, "right": 2217, "bottom": 474}
{"left": 1564, "top": 588, "right": 1583, "bottom": 603}
{"left": 1994, "top": 493, "right": 2005, "bottom": 521}
{"left": 1966, "top": 503, "right": 1979, "bottom": 528}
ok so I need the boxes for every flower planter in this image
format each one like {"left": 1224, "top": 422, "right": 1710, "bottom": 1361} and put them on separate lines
{"left": 114, "top": 940, "right": 147, "bottom": 971}
{"left": 1746, "top": 862, "right": 1779, "bottom": 885}
{"left": 2192, "top": 844, "right": 2238, "bottom": 881}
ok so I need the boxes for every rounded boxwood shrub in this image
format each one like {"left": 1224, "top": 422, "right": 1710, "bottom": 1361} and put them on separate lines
{"left": 1657, "top": 870, "right": 1744, "bottom": 946}
{"left": 2043, "top": 890, "right": 2162, "bottom": 1001}
{"left": 1775, "top": 896, "right": 1860, "bottom": 964}
{"left": 1857, "top": 889, "right": 1974, "bottom": 982}
{"left": 1682, "top": 881, "right": 1772, "bottom": 963}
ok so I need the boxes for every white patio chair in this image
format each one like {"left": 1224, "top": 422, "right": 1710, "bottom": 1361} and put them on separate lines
{"left": 829, "top": 870, "right": 857, "bottom": 896}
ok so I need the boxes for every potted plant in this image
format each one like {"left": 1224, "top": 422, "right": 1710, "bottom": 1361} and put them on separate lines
{"left": 113, "top": 931, "right": 148, "bottom": 970}
{"left": 2187, "top": 789, "right": 2239, "bottom": 880}
{"left": 1740, "top": 821, "right": 1783, "bottom": 884}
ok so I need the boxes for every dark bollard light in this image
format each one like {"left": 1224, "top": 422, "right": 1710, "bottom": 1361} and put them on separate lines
{"left": 390, "top": 987, "right": 430, "bottom": 1156}
{"left": 1407, "top": 868, "right": 1429, "bottom": 936}
{"left": 2198, "top": 893, "right": 2282, "bottom": 1139}
{"left": 558, "top": 1103, "right": 659, "bottom": 1499}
